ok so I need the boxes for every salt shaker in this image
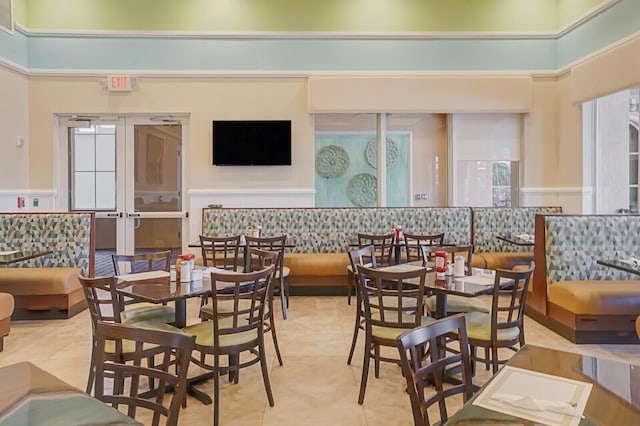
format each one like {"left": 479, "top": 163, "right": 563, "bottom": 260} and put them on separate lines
{"left": 180, "top": 260, "right": 191, "bottom": 282}
{"left": 445, "top": 260, "right": 454, "bottom": 276}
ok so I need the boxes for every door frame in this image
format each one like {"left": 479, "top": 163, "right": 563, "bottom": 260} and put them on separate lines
{"left": 54, "top": 113, "right": 190, "bottom": 255}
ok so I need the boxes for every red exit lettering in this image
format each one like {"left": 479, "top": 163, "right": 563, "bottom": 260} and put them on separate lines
{"left": 107, "top": 75, "right": 132, "bottom": 91}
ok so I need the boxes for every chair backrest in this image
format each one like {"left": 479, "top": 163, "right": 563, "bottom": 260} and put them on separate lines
{"left": 209, "top": 265, "right": 276, "bottom": 350}
{"left": 357, "top": 232, "right": 395, "bottom": 267}
{"left": 245, "top": 234, "right": 286, "bottom": 277}
{"left": 348, "top": 245, "right": 378, "bottom": 275}
{"left": 93, "top": 321, "right": 195, "bottom": 426}
{"left": 77, "top": 268, "right": 122, "bottom": 329}
{"left": 199, "top": 235, "right": 242, "bottom": 270}
{"left": 396, "top": 314, "right": 474, "bottom": 426}
{"left": 404, "top": 232, "right": 445, "bottom": 262}
{"left": 356, "top": 264, "right": 427, "bottom": 331}
{"left": 421, "top": 245, "right": 473, "bottom": 275}
{"left": 112, "top": 250, "right": 172, "bottom": 275}
{"left": 490, "top": 262, "right": 535, "bottom": 344}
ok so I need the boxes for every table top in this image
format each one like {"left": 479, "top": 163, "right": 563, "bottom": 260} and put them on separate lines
{"left": 188, "top": 240, "right": 296, "bottom": 249}
{"left": 378, "top": 261, "right": 509, "bottom": 298}
{"left": 0, "top": 361, "right": 140, "bottom": 425}
{"left": 0, "top": 249, "right": 53, "bottom": 266}
{"left": 445, "top": 344, "right": 640, "bottom": 425}
{"left": 117, "top": 274, "right": 213, "bottom": 304}
{"left": 116, "top": 269, "right": 260, "bottom": 304}
{"left": 597, "top": 258, "right": 640, "bottom": 275}
{"left": 496, "top": 233, "right": 535, "bottom": 247}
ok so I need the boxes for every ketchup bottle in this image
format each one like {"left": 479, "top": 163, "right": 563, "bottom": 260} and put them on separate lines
{"left": 434, "top": 251, "right": 448, "bottom": 276}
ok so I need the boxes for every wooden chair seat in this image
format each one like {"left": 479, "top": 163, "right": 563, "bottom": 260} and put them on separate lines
{"left": 463, "top": 311, "right": 521, "bottom": 341}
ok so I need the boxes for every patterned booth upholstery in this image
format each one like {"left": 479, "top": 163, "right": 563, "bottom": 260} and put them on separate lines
{"left": 0, "top": 213, "right": 94, "bottom": 320}
{"left": 471, "top": 207, "right": 562, "bottom": 269}
{"left": 528, "top": 214, "right": 640, "bottom": 343}
{"left": 202, "top": 207, "right": 473, "bottom": 290}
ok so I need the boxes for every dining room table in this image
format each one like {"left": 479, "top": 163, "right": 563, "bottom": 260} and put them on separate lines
{"left": 115, "top": 267, "right": 265, "bottom": 405}
{"left": 496, "top": 233, "right": 535, "bottom": 247}
{"left": 444, "top": 344, "right": 640, "bottom": 425}
{"left": 0, "top": 361, "right": 141, "bottom": 425}
{"left": 597, "top": 258, "right": 640, "bottom": 275}
{"left": 0, "top": 249, "right": 53, "bottom": 266}
{"left": 378, "top": 261, "right": 513, "bottom": 319}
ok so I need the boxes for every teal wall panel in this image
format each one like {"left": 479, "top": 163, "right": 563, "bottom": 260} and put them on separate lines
{"left": 315, "top": 133, "right": 409, "bottom": 208}
{"left": 557, "top": 0, "right": 640, "bottom": 68}
{"left": 0, "top": 29, "right": 28, "bottom": 66}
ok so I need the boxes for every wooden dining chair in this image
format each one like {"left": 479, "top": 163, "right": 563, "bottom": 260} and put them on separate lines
{"left": 421, "top": 245, "right": 490, "bottom": 318}
{"left": 184, "top": 265, "right": 277, "bottom": 426}
{"left": 77, "top": 269, "right": 182, "bottom": 395}
{"left": 198, "top": 234, "right": 244, "bottom": 317}
{"left": 93, "top": 321, "right": 195, "bottom": 426}
{"left": 346, "top": 245, "right": 377, "bottom": 365}
{"left": 245, "top": 234, "right": 291, "bottom": 319}
{"left": 403, "top": 232, "right": 445, "bottom": 263}
{"left": 355, "top": 264, "right": 433, "bottom": 405}
{"left": 396, "top": 314, "right": 474, "bottom": 426}
{"left": 346, "top": 232, "right": 396, "bottom": 305}
{"left": 199, "top": 234, "right": 243, "bottom": 271}
{"left": 201, "top": 248, "right": 284, "bottom": 371}
{"left": 111, "top": 250, "right": 175, "bottom": 325}
{"left": 465, "top": 262, "right": 535, "bottom": 373}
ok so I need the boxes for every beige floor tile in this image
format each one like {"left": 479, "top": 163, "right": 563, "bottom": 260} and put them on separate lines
{"left": 2, "top": 295, "right": 640, "bottom": 425}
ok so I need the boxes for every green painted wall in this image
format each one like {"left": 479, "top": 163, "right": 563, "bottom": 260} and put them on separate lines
{"left": 17, "top": 0, "right": 607, "bottom": 33}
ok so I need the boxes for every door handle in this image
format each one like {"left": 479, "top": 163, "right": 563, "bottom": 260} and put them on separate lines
{"left": 129, "top": 210, "right": 142, "bottom": 230}
{"left": 106, "top": 212, "right": 123, "bottom": 218}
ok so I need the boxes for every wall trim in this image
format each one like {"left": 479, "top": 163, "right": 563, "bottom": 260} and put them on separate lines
{"left": 15, "top": 0, "right": 620, "bottom": 40}
{"left": 521, "top": 187, "right": 592, "bottom": 195}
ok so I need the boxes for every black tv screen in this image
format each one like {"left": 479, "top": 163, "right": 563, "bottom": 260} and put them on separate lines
{"left": 212, "top": 120, "right": 292, "bottom": 166}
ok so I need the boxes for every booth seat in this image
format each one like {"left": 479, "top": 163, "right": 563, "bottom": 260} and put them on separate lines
{"left": 201, "top": 207, "right": 473, "bottom": 294}
{"left": 0, "top": 293, "right": 14, "bottom": 351}
{"left": 0, "top": 213, "right": 94, "bottom": 320}
{"left": 527, "top": 214, "right": 640, "bottom": 343}
{"left": 470, "top": 207, "right": 562, "bottom": 271}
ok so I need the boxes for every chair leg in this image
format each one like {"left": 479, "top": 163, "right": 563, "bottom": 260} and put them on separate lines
{"left": 280, "top": 276, "right": 287, "bottom": 320}
{"left": 270, "top": 311, "right": 284, "bottom": 366}
{"left": 214, "top": 356, "right": 220, "bottom": 426}
{"left": 0, "top": 336, "right": 4, "bottom": 352}
{"left": 347, "top": 291, "right": 362, "bottom": 365}
{"left": 358, "top": 336, "right": 371, "bottom": 405}
{"left": 491, "top": 347, "right": 499, "bottom": 373}
{"left": 259, "top": 340, "right": 275, "bottom": 407}
{"left": 484, "top": 347, "right": 491, "bottom": 370}
{"left": 374, "top": 345, "right": 380, "bottom": 379}
{"left": 86, "top": 350, "right": 96, "bottom": 394}
{"left": 347, "top": 270, "right": 354, "bottom": 305}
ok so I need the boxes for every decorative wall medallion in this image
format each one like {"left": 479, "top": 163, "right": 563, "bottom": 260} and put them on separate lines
{"left": 347, "top": 173, "right": 377, "bottom": 207}
{"left": 316, "top": 145, "right": 350, "bottom": 178}
{"left": 365, "top": 137, "right": 399, "bottom": 169}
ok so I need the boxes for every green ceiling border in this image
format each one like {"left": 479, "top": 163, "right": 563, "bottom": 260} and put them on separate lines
{"left": 16, "top": 0, "right": 607, "bottom": 34}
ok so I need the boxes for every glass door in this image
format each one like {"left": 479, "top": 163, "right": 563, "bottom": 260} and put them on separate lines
{"left": 63, "top": 115, "right": 186, "bottom": 275}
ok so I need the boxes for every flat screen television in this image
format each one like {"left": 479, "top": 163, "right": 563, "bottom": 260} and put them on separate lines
{"left": 212, "top": 120, "right": 292, "bottom": 166}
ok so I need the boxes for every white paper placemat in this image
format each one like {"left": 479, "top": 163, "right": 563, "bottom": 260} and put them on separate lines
{"left": 455, "top": 274, "right": 510, "bottom": 286}
{"left": 472, "top": 365, "right": 592, "bottom": 426}
{"left": 0, "top": 250, "right": 20, "bottom": 256}
{"left": 116, "top": 270, "right": 170, "bottom": 282}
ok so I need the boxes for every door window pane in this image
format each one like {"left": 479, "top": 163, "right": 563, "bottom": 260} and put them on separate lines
{"left": 70, "top": 125, "right": 116, "bottom": 210}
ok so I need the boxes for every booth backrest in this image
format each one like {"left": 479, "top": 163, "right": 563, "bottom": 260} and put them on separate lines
{"left": 471, "top": 206, "right": 562, "bottom": 253}
{"left": 541, "top": 214, "right": 640, "bottom": 284}
{"left": 0, "top": 213, "right": 95, "bottom": 274}
{"left": 202, "top": 207, "right": 472, "bottom": 253}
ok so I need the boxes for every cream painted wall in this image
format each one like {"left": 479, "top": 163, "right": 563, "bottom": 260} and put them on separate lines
{"left": 0, "top": 67, "right": 29, "bottom": 190}
{"left": 27, "top": 76, "right": 314, "bottom": 193}
{"left": 407, "top": 115, "right": 447, "bottom": 207}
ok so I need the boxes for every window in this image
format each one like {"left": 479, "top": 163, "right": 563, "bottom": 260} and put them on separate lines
{"left": 69, "top": 125, "right": 116, "bottom": 210}
{"left": 629, "top": 123, "right": 638, "bottom": 213}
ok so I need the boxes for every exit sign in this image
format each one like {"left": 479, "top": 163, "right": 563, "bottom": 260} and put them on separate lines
{"left": 107, "top": 75, "right": 133, "bottom": 91}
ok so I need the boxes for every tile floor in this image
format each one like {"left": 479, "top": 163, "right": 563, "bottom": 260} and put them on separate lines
{"left": 2, "top": 295, "right": 640, "bottom": 425}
